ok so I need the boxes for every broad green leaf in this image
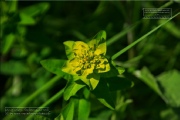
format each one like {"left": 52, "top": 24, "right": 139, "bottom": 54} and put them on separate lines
{"left": 41, "top": 59, "right": 73, "bottom": 81}
{"left": 92, "top": 79, "right": 115, "bottom": 110}
{"left": 8, "top": 1, "right": 17, "bottom": 13}
{"left": 40, "top": 59, "right": 67, "bottom": 76}
{"left": 18, "top": 13, "right": 35, "bottom": 25}
{"left": 157, "top": 70, "right": 180, "bottom": 107}
{"left": 64, "top": 82, "right": 85, "bottom": 100}
{"left": 20, "top": 2, "right": 50, "bottom": 17}
{"left": 1, "top": 34, "right": 16, "bottom": 55}
{"left": 136, "top": 67, "right": 162, "bottom": 96}
{"left": 63, "top": 41, "right": 75, "bottom": 59}
{"left": 59, "top": 100, "right": 75, "bottom": 120}
{"left": 78, "top": 99, "right": 90, "bottom": 120}
{"left": 106, "top": 77, "right": 133, "bottom": 91}
{"left": 0, "top": 61, "right": 29, "bottom": 75}
{"left": 83, "top": 87, "right": 90, "bottom": 99}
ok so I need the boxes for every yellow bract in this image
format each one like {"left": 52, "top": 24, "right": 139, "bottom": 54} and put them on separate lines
{"left": 62, "top": 39, "right": 110, "bottom": 90}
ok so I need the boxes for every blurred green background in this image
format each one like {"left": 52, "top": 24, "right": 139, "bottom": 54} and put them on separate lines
{"left": 1, "top": 1, "right": 180, "bottom": 120}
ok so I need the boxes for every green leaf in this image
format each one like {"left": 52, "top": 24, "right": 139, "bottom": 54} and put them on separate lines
{"left": 40, "top": 59, "right": 74, "bottom": 81}
{"left": 92, "top": 30, "right": 106, "bottom": 43}
{"left": 40, "top": 59, "right": 66, "bottom": 76}
{"left": 63, "top": 41, "right": 75, "bottom": 59}
{"left": 64, "top": 82, "right": 85, "bottom": 100}
{"left": 157, "top": 70, "right": 180, "bottom": 107}
{"left": 137, "top": 67, "right": 163, "bottom": 96}
{"left": 20, "top": 2, "right": 50, "bottom": 17}
{"left": 18, "top": 13, "right": 36, "bottom": 25}
{"left": 59, "top": 100, "right": 75, "bottom": 120}
{"left": 1, "top": 34, "right": 16, "bottom": 55}
{"left": 92, "top": 79, "right": 115, "bottom": 110}
{"left": 0, "top": 61, "right": 29, "bottom": 75}
{"left": 106, "top": 77, "right": 133, "bottom": 91}
{"left": 8, "top": 1, "right": 17, "bottom": 13}
{"left": 78, "top": 99, "right": 90, "bottom": 120}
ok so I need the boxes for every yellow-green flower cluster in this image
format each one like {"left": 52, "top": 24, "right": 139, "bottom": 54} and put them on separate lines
{"left": 62, "top": 32, "right": 110, "bottom": 89}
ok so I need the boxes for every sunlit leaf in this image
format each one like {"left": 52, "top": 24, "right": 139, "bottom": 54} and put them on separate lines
{"left": 18, "top": 13, "right": 36, "bottom": 25}
{"left": 1, "top": 33, "right": 16, "bottom": 55}
{"left": 64, "top": 82, "right": 85, "bottom": 100}
{"left": 136, "top": 67, "right": 163, "bottom": 96}
{"left": 63, "top": 41, "right": 75, "bottom": 59}
{"left": 78, "top": 99, "right": 90, "bottom": 120}
{"left": 59, "top": 100, "right": 75, "bottom": 120}
{"left": 41, "top": 59, "right": 74, "bottom": 80}
{"left": 20, "top": 2, "right": 50, "bottom": 17}
{"left": 40, "top": 59, "right": 67, "bottom": 76}
{"left": 157, "top": 70, "right": 180, "bottom": 107}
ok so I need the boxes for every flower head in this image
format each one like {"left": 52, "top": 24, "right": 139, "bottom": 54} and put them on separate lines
{"left": 62, "top": 31, "right": 110, "bottom": 89}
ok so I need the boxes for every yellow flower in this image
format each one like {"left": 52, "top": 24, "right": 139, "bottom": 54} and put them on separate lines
{"left": 62, "top": 31, "right": 110, "bottom": 89}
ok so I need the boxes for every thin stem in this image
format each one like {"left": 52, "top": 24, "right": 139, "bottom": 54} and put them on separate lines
{"left": 106, "top": 21, "right": 140, "bottom": 46}
{"left": 111, "top": 12, "right": 180, "bottom": 60}
{"left": 19, "top": 75, "right": 62, "bottom": 107}
{"left": 26, "top": 88, "right": 65, "bottom": 120}
{"left": 107, "top": 0, "right": 173, "bottom": 47}
{"left": 4, "top": 75, "right": 62, "bottom": 120}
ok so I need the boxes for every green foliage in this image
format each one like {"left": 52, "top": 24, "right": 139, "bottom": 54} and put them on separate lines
{"left": 40, "top": 59, "right": 66, "bottom": 76}
{"left": 0, "top": 60, "right": 30, "bottom": 75}
{"left": 63, "top": 82, "right": 85, "bottom": 100}
{"left": 1, "top": 1, "right": 180, "bottom": 120}
{"left": 157, "top": 70, "right": 180, "bottom": 107}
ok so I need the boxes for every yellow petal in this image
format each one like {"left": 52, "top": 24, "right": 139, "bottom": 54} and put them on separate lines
{"left": 88, "top": 73, "right": 100, "bottom": 90}
{"left": 82, "top": 64, "right": 95, "bottom": 76}
{"left": 94, "top": 48, "right": 103, "bottom": 55}
{"left": 73, "top": 41, "right": 89, "bottom": 56}
{"left": 96, "top": 58, "right": 110, "bottom": 73}
{"left": 89, "top": 76, "right": 99, "bottom": 90}
{"left": 62, "top": 60, "right": 76, "bottom": 75}
{"left": 88, "top": 39, "right": 97, "bottom": 50}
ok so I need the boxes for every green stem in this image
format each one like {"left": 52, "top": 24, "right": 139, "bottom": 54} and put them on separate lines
{"left": 4, "top": 75, "right": 62, "bottom": 120}
{"left": 107, "top": 1, "right": 173, "bottom": 47}
{"left": 19, "top": 75, "right": 62, "bottom": 107}
{"left": 26, "top": 88, "right": 65, "bottom": 120}
{"left": 106, "top": 21, "right": 140, "bottom": 46}
{"left": 111, "top": 12, "right": 180, "bottom": 60}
